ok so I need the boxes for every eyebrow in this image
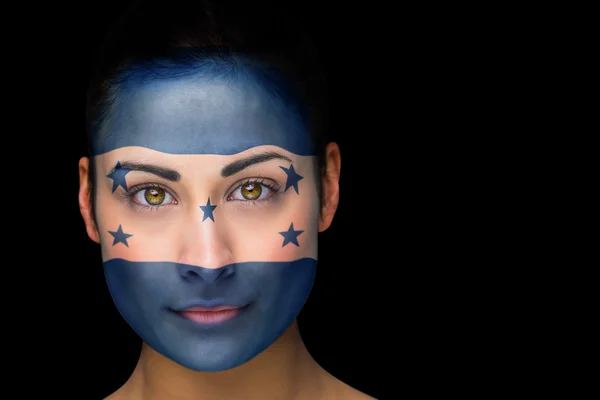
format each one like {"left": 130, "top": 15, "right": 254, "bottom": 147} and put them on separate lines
{"left": 221, "top": 151, "right": 292, "bottom": 177}
{"left": 117, "top": 161, "right": 181, "bottom": 181}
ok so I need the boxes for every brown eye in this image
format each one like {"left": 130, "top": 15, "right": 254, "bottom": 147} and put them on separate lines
{"left": 144, "top": 188, "right": 166, "bottom": 205}
{"left": 240, "top": 183, "right": 262, "bottom": 200}
{"left": 130, "top": 185, "right": 176, "bottom": 209}
{"left": 228, "top": 180, "right": 277, "bottom": 202}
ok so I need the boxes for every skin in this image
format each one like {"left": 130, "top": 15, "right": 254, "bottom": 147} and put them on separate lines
{"left": 79, "top": 68, "right": 374, "bottom": 399}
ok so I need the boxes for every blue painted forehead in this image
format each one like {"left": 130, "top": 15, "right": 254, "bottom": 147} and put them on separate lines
{"left": 89, "top": 54, "right": 315, "bottom": 156}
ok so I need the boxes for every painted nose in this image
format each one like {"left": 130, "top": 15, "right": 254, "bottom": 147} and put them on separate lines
{"left": 177, "top": 198, "right": 235, "bottom": 269}
{"left": 177, "top": 263, "right": 235, "bottom": 284}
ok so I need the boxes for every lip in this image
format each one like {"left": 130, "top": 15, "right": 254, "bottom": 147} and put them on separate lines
{"left": 172, "top": 303, "right": 250, "bottom": 326}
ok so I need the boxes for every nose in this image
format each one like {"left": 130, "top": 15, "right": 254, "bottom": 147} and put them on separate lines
{"left": 177, "top": 200, "right": 235, "bottom": 269}
{"left": 177, "top": 263, "right": 235, "bottom": 284}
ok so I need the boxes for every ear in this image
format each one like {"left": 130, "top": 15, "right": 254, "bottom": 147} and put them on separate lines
{"left": 78, "top": 157, "right": 100, "bottom": 243}
{"left": 318, "top": 142, "right": 341, "bottom": 232}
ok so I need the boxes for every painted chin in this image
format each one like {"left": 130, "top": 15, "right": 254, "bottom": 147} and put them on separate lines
{"left": 173, "top": 304, "right": 251, "bottom": 326}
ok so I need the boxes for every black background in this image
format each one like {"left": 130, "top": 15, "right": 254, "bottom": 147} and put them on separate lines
{"left": 16, "top": 1, "right": 484, "bottom": 399}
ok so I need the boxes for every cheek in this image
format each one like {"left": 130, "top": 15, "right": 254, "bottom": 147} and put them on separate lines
{"left": 222, "top": 189, "right": 320, "bottom": 261}
{"left": 95, "top": 194, "right": 183, "bottom": 262}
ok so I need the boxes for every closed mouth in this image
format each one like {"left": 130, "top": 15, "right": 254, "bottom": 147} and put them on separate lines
{"left": 174, "top": 304, "right": 250, "bottom": 325}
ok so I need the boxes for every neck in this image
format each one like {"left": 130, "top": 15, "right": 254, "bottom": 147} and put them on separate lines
{"left": 117, "top": 321, "right": 329, "bottom": 400}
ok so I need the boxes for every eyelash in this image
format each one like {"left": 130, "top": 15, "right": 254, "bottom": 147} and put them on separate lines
{"left": 227, "top": 178, "right": 281, "bottom": 204}
{"left": 121, "top": 183, "right": 178, "bottom": 211}
{"left": 119, "top": 178, "right": 281, "bottom": 211}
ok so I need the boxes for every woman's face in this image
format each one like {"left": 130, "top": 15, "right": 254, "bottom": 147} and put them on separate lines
{"left": 85, "top": 70, "right": 326, "bottom": 372}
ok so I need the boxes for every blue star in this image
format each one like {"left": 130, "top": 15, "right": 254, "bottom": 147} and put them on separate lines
{"left": 107, "top": 161, "right": 131, "bottom": 193}
{"left": 280, "top": 164, "right": 304, "bottom": 194}
{"left": 199, "top": 197, "right": 217, "bottom": 222}
{"left": 108, "top": 225, "right": 133, "bottom": 247}
{"left": 279, "top": 222, "right": 304, "bottom": 247}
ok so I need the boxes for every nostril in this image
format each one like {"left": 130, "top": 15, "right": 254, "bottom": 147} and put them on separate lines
{"left": 177, "top": 263, "right": 236, "bottom": 284}
{"left": 184, "top": 270, "right": 200, "bottom": 280}
{"left": 217, "top": 266, "right": 235, "bottom": 281}
{"left": 177, "top": 264, "right": 204, "bottom": 282}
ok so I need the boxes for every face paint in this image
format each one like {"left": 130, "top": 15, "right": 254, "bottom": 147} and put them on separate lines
{"left": 199, "top": 198, "right": 217, "bottom": 222}
{"left": 106, "top": 161, "right": 131, "bottom": 192}
{"left": 93, "top": 66, "right": 320, "bottom": 372}
{"left": 279, "top": 223, "right": 304, "bottom": 247}
{"left": 280, "top": 164, "right": 304, "bottom": 194}
{"left": 90, "top": 60, "right": 315, "bottom": 157}
{"left": 108, "top": 224, "right": 133, "bottom": 247}
{"left": 104, "top": 258, "right": 316, "bottom": 370}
